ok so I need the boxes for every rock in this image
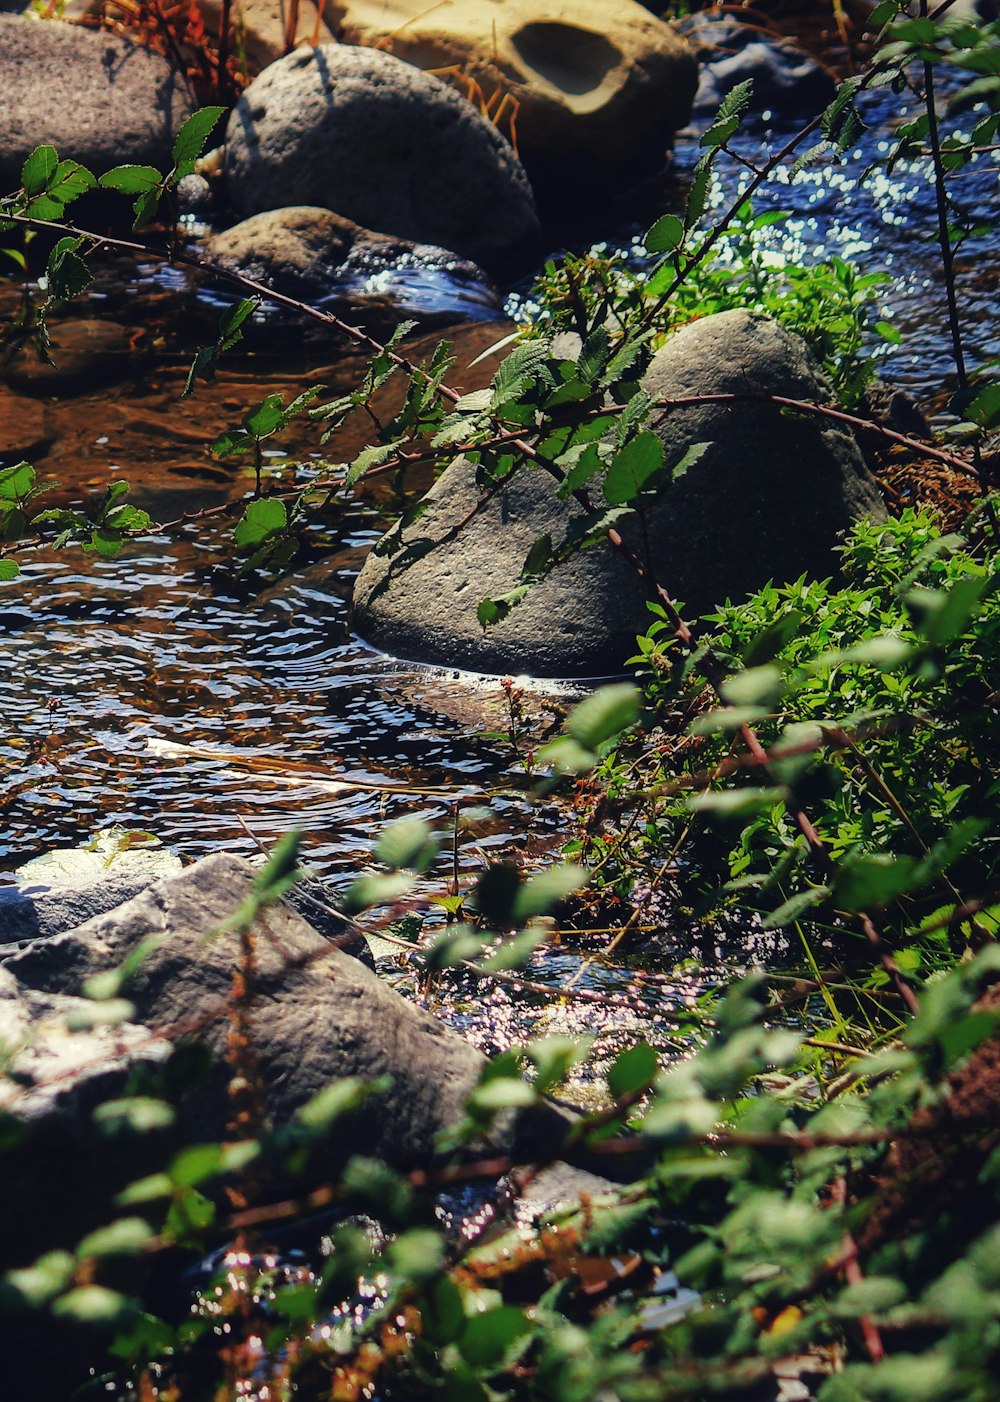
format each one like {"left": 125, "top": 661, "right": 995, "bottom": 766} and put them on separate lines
{"left": 326, "top": 0, "right": 698, "bottom": 191}
{"left": 204, "top": 206, "right": 491, "bottom": 303}
{"left": 176, "top": 0, "right": 337, "bottom": 69}
{"left": 0, "top": 14, "right": 194, "bottom": 189}
{"left": 6, "top": 854, "right": 568, "bottom": 1167}
{"left": 0, "top": 833, "right": 183, "bottom": 952}
{"left": 224, "top": 44, "right": 540, "bottom": 275}
{"left": 0, "top": 388, "right": 52, "bottom": 461}
{"left": 680, "top": 15, "right": 836, "bottom": 119}
{"left": 0, "top": 967, "right": 175, "bottom": 1260}
{"left": 4, "top": 318, "right": 148, "bottom": 395}
{"left": 352, "top": 310, "right": 886, "bottom": 677}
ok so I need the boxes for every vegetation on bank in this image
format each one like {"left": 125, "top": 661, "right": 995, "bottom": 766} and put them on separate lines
{"left": 1, "top": 2, "right": 1000, "bottom": 1398}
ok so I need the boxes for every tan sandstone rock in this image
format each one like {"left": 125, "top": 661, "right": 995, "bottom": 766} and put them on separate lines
{"left": 325, "top": 0, "right": 698, "bottom": 188}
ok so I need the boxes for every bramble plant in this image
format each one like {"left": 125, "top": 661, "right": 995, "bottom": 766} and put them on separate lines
{"left": 1, "top": 1, "right": 1000, "bottom": 1398}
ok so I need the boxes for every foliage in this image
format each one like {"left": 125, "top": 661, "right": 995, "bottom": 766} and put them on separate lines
{"left": 619, "top": 513, "right": 999, "bottom": 966}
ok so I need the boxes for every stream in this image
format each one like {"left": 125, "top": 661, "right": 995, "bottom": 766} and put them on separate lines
{"left": 1, "top": 67, "right": 998, "bottom": 1076}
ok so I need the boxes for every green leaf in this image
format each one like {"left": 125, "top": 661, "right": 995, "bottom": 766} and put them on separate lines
{"left": 340, "top": 871, "right": 414, "bottom": 915}
{"left": 603, "top": 432, "right": 665, "bottom": 504}
{"left": 0, "top": 462, "right": 35, "bottom": 501}
{"left": 763, "top": 886, "right": 831, "bottom": 929}
{"left": 48, "top": 159, "right": 96, "bottom": 204}
{"left": 297, "top": 1076, "right": 391, "bottom": 1131}
{"left": 468, "top": 1077, "right": 537, "bottom": 1114}
{"left": 244, "top": 392, "right": 287, "bottom": 439}
{"left": 170, "top": 1144, "right": 224, "bottom": 1189}
{"left": 77, "top": 1218, "right": 154, "bottom": 1260}
{"left": 577, "top": 326, "right": 611, "bottom": 385}
{"left": 0, "top": 559, "right": 19, "bottom": 581}
{"left": 511, "top": 864, "right": 586, "bottom": 922}
{"left": 645, "top": 213, "right": 685, "bottom": 254}
{"left": 98, "top": 165, "right": 163, "bottom": 196}
{"left": 234, "top": 498, "right": 287, "bottom": 549}
{"left": 963, "top": 381, "right": 1000, "bottom": 430}
{"left": 93, "top": 1097, "right": 176, "bottom": 1135}
{"left": 376, "top": 816, "right": 437, "bottom": 872}
{"left": 386, "top": 1228, "right": 445, "bottom": 1281}
{"left": 670, "top": 440, "right": 710, "bottom": 482}
{"left": 833, "top": 852, "right": 917, "bottom": 913}
{"left": 566, "top": 683, "right": 640, "bottom": 749}
{"left": 460, "top": 1305, "right": 532, "bottom": 1370}
{"left": 876, "top": 319, "right": 902, "bottom": 345}
{"left": 689, "top": 787, "right": 786, "bottom": 818}
{"left": 52, "top": 1285, "right": 133, "bottom": 1325}
{"left": 4, "top": 1251, "right": 75, "bottom": 1307}
{"left": 21, "top": 145, "right": 58, "bottom": 196}
{"left": 131, "top": 185, "right": 163, "bottom": 230}
{"left": 171, "top": 106, "right": 226, "bottom": 179}
{"left": 476, "top": 585, "right": 529, "bottom": 628}
{"left": 24, "top": 193, "right": 63, "bottom": 221}
{"left": 608, "top": 1041, "right": 659, "bottom": 1099}
{"left": 47, "top": 238, "right": 92, "bottom": 300}
{"left": 67, "top": 997, "right": 136, "bottom": 1029}
{"left": 907, "top": 577, "right": 990, "bottom": 646}
{"left": 721, "top": 665, "right": 783, "bottom": 708}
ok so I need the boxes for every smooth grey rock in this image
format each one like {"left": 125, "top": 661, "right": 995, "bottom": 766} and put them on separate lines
{"left": 352, "top": 310, "right": 886, "bottom": 677}
{"left": 0, "top": 15, "right": 195, "bottom": 188}
{"left": 680, "top": 16, "right": 835, "bottom": 119}
{"left": 224, "top": 45, "right": 540, "bottom": 275}
{"left": 6, "top": 854, "right": 567, "bottom": 1167}
{"left": 0, "top": 835, "right": 183, "bottom": 951}
{"left": 204, "top": 205, "right": 491, "bottom": 303}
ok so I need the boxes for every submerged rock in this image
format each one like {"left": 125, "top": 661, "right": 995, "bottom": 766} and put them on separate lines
{"left": 0, "top": 14, "right": 194, "bottom": 188}
{"left": 681, "top": 15, "right": 836, "bottom": 119}
{"left": 5, "top": 318, "right": 148, "bottom": 395}
{"left": 225, "top": 45, "right": 540, "bottom": 276}
{"left": 204, "top": 206, "right": 492, "bottom": 304}
{"left": 352, "top": 310, "right": 886, "bottom": 677}
{"left": 327, "top": 0, "right": 698, "bottom": 192}
{"left": 0, "top": 388, "right": 53, "bottom": 461}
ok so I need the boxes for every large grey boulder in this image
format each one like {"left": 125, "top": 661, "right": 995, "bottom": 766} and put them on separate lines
{"left": 351, "top": 310, "right": 887, "bottom": 677}
{"left": 204, "top": 205, "right": 491, "bottom": 304}
{"left": 0, "top": 15, "right": 194, "bottom": 188}
{"left": 5, "top": 854, "right": 567, "bottom": 1169}
{"left": 224, "top": 45, "right": 540, "bottom": 275}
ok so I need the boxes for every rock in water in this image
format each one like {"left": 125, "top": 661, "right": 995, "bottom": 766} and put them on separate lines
{"left": 5, "top": 855, "right": 567, "bottom": 1171}
{"left": 0, "top": 14, "right": 194, "bottom": 188}
{"left": 225, "top": 45, "right": 540, "bottom": 275}
{"left": 204, "top": 206, "right": 490, "bottom": 303}
{"left": 325, "top": 0, "right": 698, "bottom": 193}
{"left": 351, "top": 310, "right": 887, "bottom": 677}
{"left": 681, "top": 15, "right": 836, "bottom": 119}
